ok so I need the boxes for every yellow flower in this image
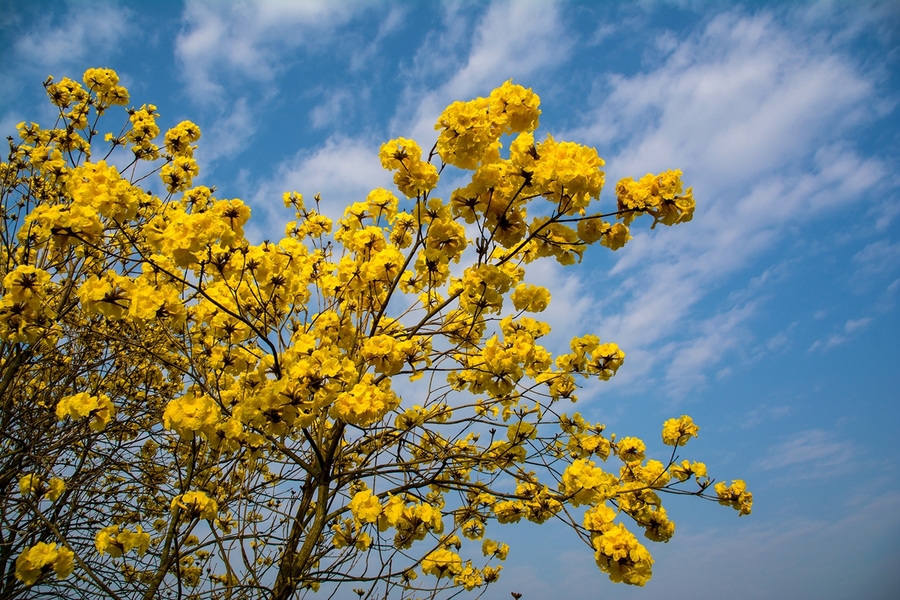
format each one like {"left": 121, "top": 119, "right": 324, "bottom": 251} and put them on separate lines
{"left": 662, "top": 415, "right": 700, "bottom": 446}
{"left": 510, "top": 283, "right": 551, "bottom": 313}
{"left": 377, "top": 495, "right": 405, "bottom": 532}
{"left": 19, "top": 474, "right": 40, "bottom": 496}
{"left": 421, "top": 548, "right": 463, "bottom": 579}
{"left": 361, "top": 335, "right": 404, "bottom": 376}
{"left": 481, "top": 538, "right": 510, "bottom": 560}
{"left": 172, "top": 490, "right": 218, "bottom": 520}
{"left": 349, "top": 489, "right": 382, "bottom": 524}
{"left": 164, "top": 120, "right": 201, "bottom": 156}
{"left": 670, "top": 460, "right": 708, "bottom": 482}
{"left": 615, "top": 437, "right": 646, "bottom": 463}
{"left": 67, "top": 160, "right": 143, "bottom": 221}
{"left": 15, "top": 542, "right": 75, "bottom": 586}
{"left": 3, "top": 265, "right": 51, "bottom": 308}
{"left": 95, "top": 525, "right": 122, "bottom": 557}
{"left": 331, "top": 373, "right": 399, "bottom": 427}
{"left": 46, "top": 477, "right": 66, "bottom": 501}
{"left": 56, "top": 392, "right": 115, "bottom": 431}
{"left": 454, "top": 561, "right": 484, "bottom": 591}
{"left": 561, "top": 459, "right": 616, "bottom": 506}
{"left": 163, "top": 390, "right": 221, "bottom": 440}
{"left": 489, "top": 80, "right": 541, "bottom": 133}
{"left": 715, "top": 480, "right": 753, "bottom": 516}
{"left": 616, "top": 170, "right": 693, "bottom": 227}
{"left": 584, "top": 503, "right": 617, "bottom": 536}
{"left": 593, "top": 523, "right": 654, "bottom": 586}
{"left": 119, "top": 526, "right": 151, "bottom": 556}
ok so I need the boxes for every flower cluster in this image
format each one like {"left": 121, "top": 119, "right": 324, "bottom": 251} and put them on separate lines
{"left": 15, "top": 543, "right": 75, "bottom": 586}
{"left": 616, "top": 169, "right": 695, "bottom": 227}
{"left": 95, "top": 525, "right": 151, "bottom": 557}
{"left": 662, "top": 415, "right": 700, "bottom": 446}
{"left": 715, "top": 480, "right": 754, "bottom": 515}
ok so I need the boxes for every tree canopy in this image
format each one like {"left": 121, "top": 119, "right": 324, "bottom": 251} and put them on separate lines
{"left": 0, "top": 68, "right": 751, "bottom": 600}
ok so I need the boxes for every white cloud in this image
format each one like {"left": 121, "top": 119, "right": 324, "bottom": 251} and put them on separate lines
{"left": 556, "top": 9, "right": 885, "bottom": 395}
{"left": 175, "top": 0, "right": 365, "bottom": 102}
{"left": 844, "top": 317, "right": 871, "bottom": 333}
{"left": 742, "top": 404, "right": 790, "bottom": 429}
{"left": 809, "top": 313, "right": 876, "bottom": 352}
{"left": 441, "top": 0, "right": 571, "bottom": 100}
{"left": 12, "top": 4, "right": 131, "bottom": 72}
{"left": 250, "top": 135, "right": 392, "bottom": 231}
{"left": 854, "top": 239, "right": 900, "bottom": 276}
{"left": 195, "top": 98, "right": 257, "bottom": 167}
{"left": 309, "top": 89, "right": 356, "bottom": 130}
{"left": 757, "top": 429, "right": 857, "bottom": 475}
{"left": 348, "top": 5, "right": 407, "bottom": 71}
{"left": 522, "top": 260, "right": 598, "bottom": 355}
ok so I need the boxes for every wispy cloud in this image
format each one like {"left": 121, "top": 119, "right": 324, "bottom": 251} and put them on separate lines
{"left": 195, "top": 98, "right": 256, "bottom": 167}
{"left": 309, "top": 89, "right": 358, "bottom": 130}
{"left": 175, "top": 0, "right": 367, "bottom": 103}
{"left": 250, "top": 135, "right": 392, "bottom": 235}
{"left": 854, "top": 239, "right": 900, "bottom": 277}
{"left": 348, "top": 5, "right": 407, "bottom": 71}
{"left": 556, "top": 8, "right": 886, "bottom": 395}
{"left": 742, "top": 404, "right": 791, "bottom": 429}
{"left": 11, "top": 3, "right": 132, "bottom": 72}
{"left": 757, "top": 429, "right": 857, "bottom": 476}
{"left": 502, "top": 487, "right": 900, "bottom": 600}
{"left": 809, "top": 315, "right": 874, "bottom": 351}
{"left": 843, "top": 317, "right": 872, "bottom": 334}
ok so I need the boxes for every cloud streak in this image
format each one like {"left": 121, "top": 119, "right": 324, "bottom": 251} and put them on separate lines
{"left": 175, "top": 0, "right": 368, "bottom": 102}
{"left": 559, "top": 8, "right": 887, "bottom": 396}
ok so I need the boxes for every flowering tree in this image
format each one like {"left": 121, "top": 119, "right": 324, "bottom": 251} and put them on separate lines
{"left": 0, "top": 68, "right": 752, "bottom": 600}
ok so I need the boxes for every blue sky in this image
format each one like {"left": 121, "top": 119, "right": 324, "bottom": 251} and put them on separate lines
{"left": 2, "top": 1, "right": 899, "bottom": 598}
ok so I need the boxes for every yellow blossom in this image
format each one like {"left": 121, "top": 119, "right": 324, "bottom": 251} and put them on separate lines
{"left": 56, "top": 392, "right": 115, "bottom": 431}
{"left": 662, "top": 415, "right": 700, "bottom": 446}
{"left": 715, "top": 480, "right": 753, "bottom": 516}
{"left": 15, "top": 542, "right": 74, "bottom": 586}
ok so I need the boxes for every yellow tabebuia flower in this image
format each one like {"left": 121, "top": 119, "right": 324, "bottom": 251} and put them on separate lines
{"left": 670, "top": 460, "right": 708, "bottom": 483}
{"left": 83, "top": 67, "right": 129, "bottom": 106}
{"left": 95, "top": 525, "right": 151, "bottom": 557}
{"left": 349, "top": 489, "right": 382, "bottom": 524}
{"left": 378, "top": 495, "right": 406, "bottom": 532}
{"left": 421, "top": 548, "right": 463, "bottom": 579}
{"left": 163, "top": 390, "right": 221, "bottom": 440}
{"left": 46, "top": 477, "right": 66, "bottom": 501}
{"left": 455, "top": 561, "right": 484, "bottom": 591}
{"left": 481, "top": 538, "right": 510, "bottom": 560}
{"left": 615, "top": 437, "right": 646, "bottom": 463}
{"left": 561, "top": 458, "right": 618, "bottom": 507}
{"left": 18, "top": 474, "right": 40, "bottom": 496}
{"left": 616, "top": 170, "right": 694, "bottom": 227}
{"left": 164, "top": 120, "right": 201, "bottom": 156}
{"left": 662, "top": 415, "right": 700, "bottom": 446}
{"left": 67, "top": 160, "right": 144, "bottom": 221}
{"left": 510, "top": 283, "right": 551, "bottom": 313}
{"left": 172, "top": 491, "right": 218, "bottom": 520}
{"left": 15, "top": 542, "right": 75, "bottom": 586}
{"left": 593, "top": 523, "right": 653, "bottom": 586}
{"left": 715, "top": 480, "right": 753, "bottom": 516}
{"left": 331, "top": 373, "right": 399, "bottom": 427}
{"left": 3, "top": 265, "right": 51, "bottom": 308}
{"left": 56, "top": 392, "right": 115, "bottom": 431}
